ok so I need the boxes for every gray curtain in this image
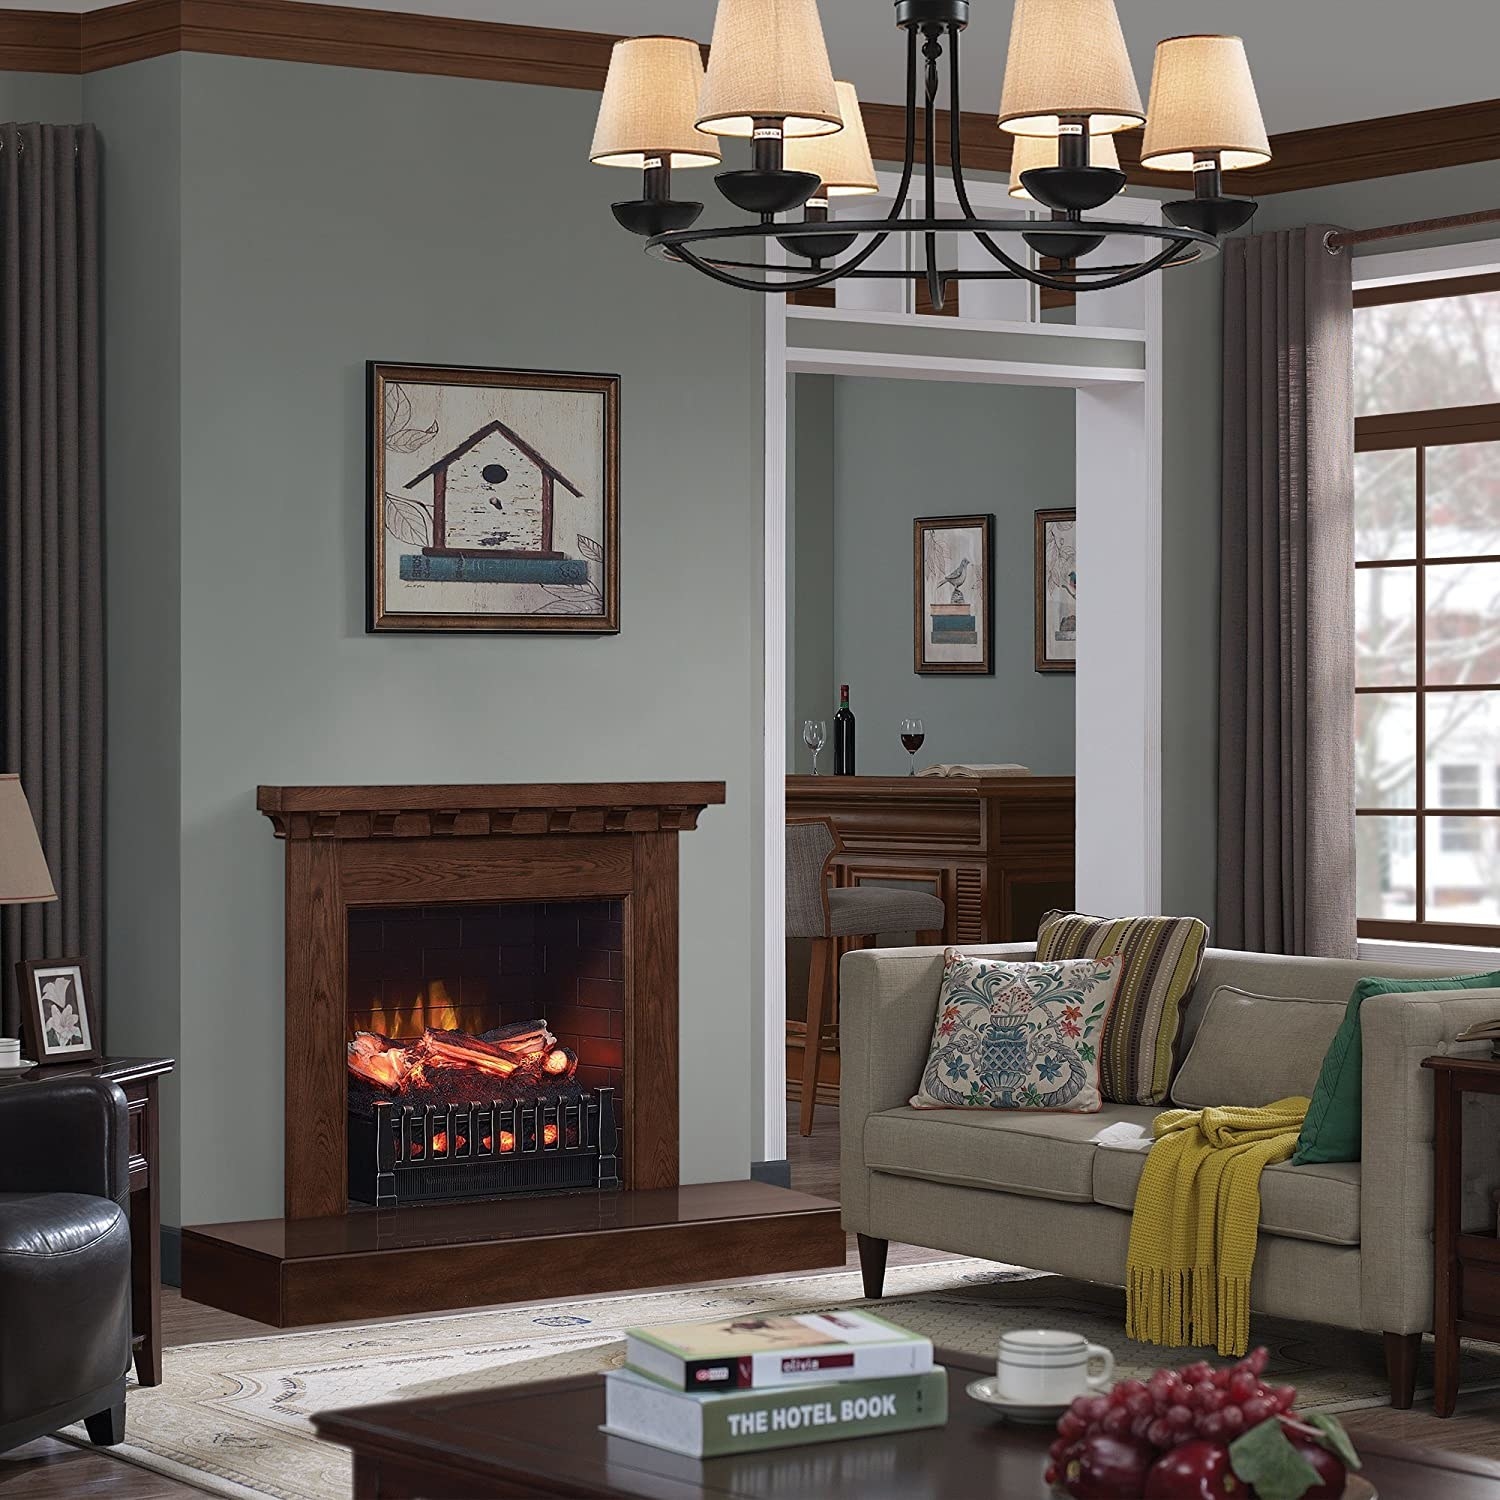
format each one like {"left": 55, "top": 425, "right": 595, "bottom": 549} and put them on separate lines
{"left": 1217, "top": 225, "right": 1355, "bottom": 958}
{"left": 0, "top": 123, "right": 102, "bottom": 1037}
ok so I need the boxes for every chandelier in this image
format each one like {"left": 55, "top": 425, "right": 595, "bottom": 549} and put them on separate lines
{"left": 588, "top": 0, "right": 1271, "bottom": 306}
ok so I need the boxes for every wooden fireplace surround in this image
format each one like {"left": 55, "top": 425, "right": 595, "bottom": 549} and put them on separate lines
{"left": 257, "top": 782, "right": 725, "bottom": 1221}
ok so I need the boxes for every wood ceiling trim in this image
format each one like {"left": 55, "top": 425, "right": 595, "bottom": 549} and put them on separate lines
{"left": 1, "top": 0, "right": 1497, "bottom": 196}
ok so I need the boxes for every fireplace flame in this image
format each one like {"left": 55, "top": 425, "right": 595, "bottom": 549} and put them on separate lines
{"left": 348, "top": 1023, "right": 579, "bottom": 1096}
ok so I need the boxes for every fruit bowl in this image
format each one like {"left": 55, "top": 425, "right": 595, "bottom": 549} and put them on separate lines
{"left": 1043, "top": 1347, "right": 1369, "bottom": 1500}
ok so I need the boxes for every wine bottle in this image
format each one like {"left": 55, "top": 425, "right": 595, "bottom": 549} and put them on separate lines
{"left": 833, "top": 684, "right": 856, "bottom": 775}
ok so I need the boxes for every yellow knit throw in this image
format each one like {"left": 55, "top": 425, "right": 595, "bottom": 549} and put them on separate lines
{"left": 1125, "top": 1096, "right": 1309, "bottom": 1357}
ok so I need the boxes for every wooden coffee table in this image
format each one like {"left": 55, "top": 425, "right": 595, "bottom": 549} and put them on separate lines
{"left": 311, "top": 1347, "right": 1500, "bottom": 1498}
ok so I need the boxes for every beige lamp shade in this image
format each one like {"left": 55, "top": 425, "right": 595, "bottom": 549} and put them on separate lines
{"left": 997, "top": 0, "right": 1144, "bottom": 136}
{"left": 784, "top": 82, "right": 878, "bottom": 195}
{"left": 696, "top": 0, "right": 842, "bottom": 139}
{"left": 0, "top": 775, "right": 54, "bottom": 904}
{"left": 1007, "top": 130, "right": 1119, "bottom": 199}
{"left": 1140, "top": 35, "right": 1270, "bottom": 171}
{"left": 591, "top": 37, "right": 721, "bottom": 169}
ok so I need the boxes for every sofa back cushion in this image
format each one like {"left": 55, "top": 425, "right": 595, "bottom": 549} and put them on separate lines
{"left": 1036, "top": 911, "right": 1208, "bottom": 1106}
{"left": 1176, "top": 949, "right": 1439, "bottom": 1056}
{"left": 1170, "top": 986, "right": 1346, "bottom": 1108}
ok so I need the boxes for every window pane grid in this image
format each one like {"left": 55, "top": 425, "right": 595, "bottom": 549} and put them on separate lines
{"left": 1353, "top": 409, "right": 1500, "bottom": 934}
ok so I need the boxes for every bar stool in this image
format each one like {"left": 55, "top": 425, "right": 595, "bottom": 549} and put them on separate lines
{"left": 786, "top": 817, "right": 946, "bottom": 1135}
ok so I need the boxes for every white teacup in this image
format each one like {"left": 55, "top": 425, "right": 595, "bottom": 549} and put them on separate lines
{"left": 996, "top": 1329, "right": 1115, "bottom": 1405}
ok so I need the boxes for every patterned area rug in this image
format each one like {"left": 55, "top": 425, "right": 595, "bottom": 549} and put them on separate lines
{"left": 66, "top": 1259, "right": 1500, "bottom": 1500}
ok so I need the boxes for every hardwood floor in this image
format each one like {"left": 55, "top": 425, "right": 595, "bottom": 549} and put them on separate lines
{"left": 9, "top": 1101, "right": 1500, "bottom": 1496}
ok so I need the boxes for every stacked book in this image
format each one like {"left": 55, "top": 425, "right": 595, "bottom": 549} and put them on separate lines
{"left": 602, "top": 1309, "right": 946, "bottom": 1458}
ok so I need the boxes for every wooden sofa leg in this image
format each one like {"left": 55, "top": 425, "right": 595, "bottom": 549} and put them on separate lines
{"left": 1384, "top": 1331, "right": 1420, "bottom": 1409}
{"left": 857, "top": 1234, "right": 889, "bottom": 1299}
{"left": 84, "top": 1399, "right": 126, "bottom": 1446}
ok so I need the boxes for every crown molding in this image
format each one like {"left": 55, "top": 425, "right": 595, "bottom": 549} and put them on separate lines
{"left": 0, "top": 0, "right": 1497, "bottom": 197}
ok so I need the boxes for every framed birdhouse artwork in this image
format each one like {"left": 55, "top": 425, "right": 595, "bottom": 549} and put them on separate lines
{"left": 16, "top": 957, "right": 100, "bottom": 1066}
{"left": 367, "top": 362, "right": 619, "bottom": 633}
{"left": 914, "top": 514, "right": 994, "bottom": 675}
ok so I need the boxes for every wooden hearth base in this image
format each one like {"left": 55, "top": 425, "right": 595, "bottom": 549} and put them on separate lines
{"left": 182, "top": 1181, "right": 843, "bottom": 1328}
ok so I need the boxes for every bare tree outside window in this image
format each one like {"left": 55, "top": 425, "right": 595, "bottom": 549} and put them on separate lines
{"left": 1354, "top": 274, "right": 1500, "bottom": 942}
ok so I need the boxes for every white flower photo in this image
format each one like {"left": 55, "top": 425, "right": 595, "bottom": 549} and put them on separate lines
{"left": 20, "top": 960, "right": 95, "bottom": 1060}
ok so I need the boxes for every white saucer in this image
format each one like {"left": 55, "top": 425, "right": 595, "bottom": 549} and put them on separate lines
{"left": 0, "top": 1058, "right": 35, "bottom": 1075}
{"left": 965, "top": 1376, "right": 1073, "bottom": 1424}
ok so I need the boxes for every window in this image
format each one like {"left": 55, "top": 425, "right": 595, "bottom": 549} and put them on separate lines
{"left": 1355, "top": 273, "right": 1500, "bottom": 942}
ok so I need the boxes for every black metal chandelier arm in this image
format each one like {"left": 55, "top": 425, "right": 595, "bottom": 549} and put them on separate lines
{"left": 941, "top": 25, "right": 1044, "bottom": 287}
{"left": 665, "top": 231, "right": 899, "bottom": 295}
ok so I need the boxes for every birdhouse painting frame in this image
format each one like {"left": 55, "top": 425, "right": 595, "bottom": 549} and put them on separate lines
{"left": 16, "top": 957, "right": 100, "bottom": 1065}
{"left": 913, "top": 514, "right": 994, "bottom": 675}
{"left": 367, "top": 362, "right": 619, "bottom": 633}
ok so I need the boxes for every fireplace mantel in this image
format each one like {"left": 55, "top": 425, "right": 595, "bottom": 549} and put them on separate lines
{"left": 256, "top": 780, "right": 725, "bottom": 1220}
{"left": 257, "top": 782, "right": 725, "bottom": 839}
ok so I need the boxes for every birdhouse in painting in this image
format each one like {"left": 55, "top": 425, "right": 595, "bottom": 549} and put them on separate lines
{"left": 398, "top": 419, "right": 589, "bottom": 586}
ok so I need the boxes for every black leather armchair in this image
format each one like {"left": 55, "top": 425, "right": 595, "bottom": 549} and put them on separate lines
{"left": 0, "top": 1076, "right": 133, "bottom": 1452}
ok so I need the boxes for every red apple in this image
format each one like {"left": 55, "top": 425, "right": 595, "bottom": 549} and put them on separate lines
{"left": 1282, "top": 1430, "right": 1347, "bottom": 1499}
{"left": 1062, "top": 1433, "right": 1158, "bottom": 1498}
{"left": 1143, "top": 1440, "right": 1240, "bottom": 1499}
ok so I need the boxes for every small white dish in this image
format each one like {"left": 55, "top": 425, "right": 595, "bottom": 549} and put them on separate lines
{"left": 965, "top": 1375, "right": 1072, "bottom": 1424}
{"left": 0, "top": 1058, "right": 36, "bottom": 1075}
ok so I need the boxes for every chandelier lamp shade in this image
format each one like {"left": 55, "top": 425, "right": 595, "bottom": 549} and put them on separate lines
{"left": 1140, "top": 35, "right": 1271, "bottom": 236}
{"left": 591, "top": 0, "right": 1272, "bottom": 303}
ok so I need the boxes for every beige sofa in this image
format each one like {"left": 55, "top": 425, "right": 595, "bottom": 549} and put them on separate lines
{"left": 840, "top": 941, "right": 1500, "bottom": 1406}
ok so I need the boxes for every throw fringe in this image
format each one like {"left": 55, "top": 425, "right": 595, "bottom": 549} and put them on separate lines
{"left": 1124, "top": 1097, "right": 1308, "bottom": 1358}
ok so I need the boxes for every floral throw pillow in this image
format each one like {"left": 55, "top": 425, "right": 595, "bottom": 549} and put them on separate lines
{"left": 910, "top": 950, "right": 1123, "bottom": 1112}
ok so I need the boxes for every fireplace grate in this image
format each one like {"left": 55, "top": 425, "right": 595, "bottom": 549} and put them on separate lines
{"left": 348, "top": 1089, "right": 619, "bottom": 1208}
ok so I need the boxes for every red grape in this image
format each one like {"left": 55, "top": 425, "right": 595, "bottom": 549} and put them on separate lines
{"left": 1219, "top": 1405, "right": 1245, "bottom": 1433}
{"left": 1167, "top": 1404, "right": 1194, "bottom": 1432}
{"left": 1227, "top": 1371, "right": 1258, "bottom": 1402}
{"left": 1182, "top": 1361, "right": 1213, "bottom": 1383}
{"left": 1240, "top": 1395, "right": 1273, "bottom": 1427}
{"left": 1059, "top": 1412, "right": 1087, "bottom": 1442}
{"left": 1198, "top": 1411, "right": 1227, "bottom": 1441}
{"left": 1127, "top": 1389, "right": 1155, "bottom": 1418}
{"left": 1102, "top": 1405, "right": 1132, "bottom": 1437}
{"left": 1147, "top": 1417, "right": 1175, "bottom": 1448}
{"left": 1270, "top": 1385, "right": 1297, "bottom": 1413}
{"left": 1244, "top": 1347, "right": 1269, "bottom": 1375}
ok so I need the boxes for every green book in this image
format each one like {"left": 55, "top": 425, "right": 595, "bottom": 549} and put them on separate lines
{"left": 601, "top": 1366, "right": 948, "bottom": 1458}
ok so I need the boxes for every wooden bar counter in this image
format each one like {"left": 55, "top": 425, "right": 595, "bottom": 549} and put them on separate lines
{"left": 785, "top": 773, "right": 1076, "bottom": 946}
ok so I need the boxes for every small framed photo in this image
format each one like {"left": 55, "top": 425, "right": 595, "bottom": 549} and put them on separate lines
{"left": 914, "top": 514, "right": 994, "bottom": 674}
{"left": 1034, "top": 507, "right": 1077, "bottom": 674}
{"left": 16, "top": 958, "right": 100, "bottom": 1065}
{"left": 368, "top": 361, "right": 619, "bottom": 634}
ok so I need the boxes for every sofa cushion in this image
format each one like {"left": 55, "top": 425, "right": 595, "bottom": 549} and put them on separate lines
{"left": 1294, "top": 968, "right": 1500, "bottom": 1166}
{"left": 865, "top": 1103, "right": 1160, "bottom": 1203}
{"left": 1170, "top": 986, "right": 1346, "bottom": 1108}
{"left": 1036, "top": 910, "right": 1209, "bottom": 1107}
{"left": 910, "top": 951, "right": 1122, "bottom": 1112}
{"left": 1092, "top": 1145, "right": 1362, "bottom": 1246}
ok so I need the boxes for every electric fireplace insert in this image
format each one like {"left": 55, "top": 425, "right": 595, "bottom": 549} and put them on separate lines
{"left": 345, "top": 900, "right": 626, "bottom": 1209}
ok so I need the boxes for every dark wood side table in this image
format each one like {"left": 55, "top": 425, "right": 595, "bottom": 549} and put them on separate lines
{"left": 1423, "top": 1053, "right": 1500, "bottom": 1417}
{"left": 0, "top": 1055, "right": 175, "bottom": 1387}
{"left": 311, "top": 1346, "right": 1500, "bottom": 1499}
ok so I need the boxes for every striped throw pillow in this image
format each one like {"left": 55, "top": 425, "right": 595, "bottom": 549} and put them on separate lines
{"left": 1035, "top": 910, "right": 1209, "bottom": 1105}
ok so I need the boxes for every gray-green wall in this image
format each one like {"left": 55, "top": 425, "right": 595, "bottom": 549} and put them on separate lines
{"left": 94, "top": 54, "right": 764, "bottom": 1226}
{"left": 0, "top": 71, "right": 83, "bottom": 123}
{"left": 788, "top": 375, "right": 836, "bottom": 767}
{"left": 791, "top": 375, "right": 1076, "bottom": 776}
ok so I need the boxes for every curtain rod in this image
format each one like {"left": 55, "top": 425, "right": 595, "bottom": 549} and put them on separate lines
{"left": 1326, "top": 207, "right": 1500, "bottom": 252}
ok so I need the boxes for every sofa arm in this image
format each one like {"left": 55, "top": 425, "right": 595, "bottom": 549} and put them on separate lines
{"left": 0, "top": 1078, "right": 131, "bottom": 1206}
{"left": 838, "top": 942, "right": 1036, "bottom": 1227}
{"left": 1359, "top": 988, "right": 1500, "bottom": 1335}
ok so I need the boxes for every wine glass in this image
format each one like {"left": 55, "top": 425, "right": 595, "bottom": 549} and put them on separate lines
{"left": 900, "top": 718, "right": 925, "bottom": 775}
{"left": 802, "top": 719, "right": 828, "bottom": 776}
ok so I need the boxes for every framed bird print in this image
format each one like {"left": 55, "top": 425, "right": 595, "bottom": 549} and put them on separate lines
{"left": 1034, "top": 507, "right": 1077, "bottom": 673}
{"left": 914, "top": 514, "right": 993, "bottom": 674}
{"left": 16, "top": 957, "right": 100, "bottom": 1065}
{"left": 367, "top": 362, "right": 619, "bottom": 633}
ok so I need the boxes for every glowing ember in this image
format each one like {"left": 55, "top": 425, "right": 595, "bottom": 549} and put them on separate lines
{"left": 543, "top": 1048, "right": 572, "bottom": 1075}
{"left": 498, "top": 1130, "right": 515, "bottom": 1153}
{"left": 543, "top": 1123, "right": 560, "bottom": 1145}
